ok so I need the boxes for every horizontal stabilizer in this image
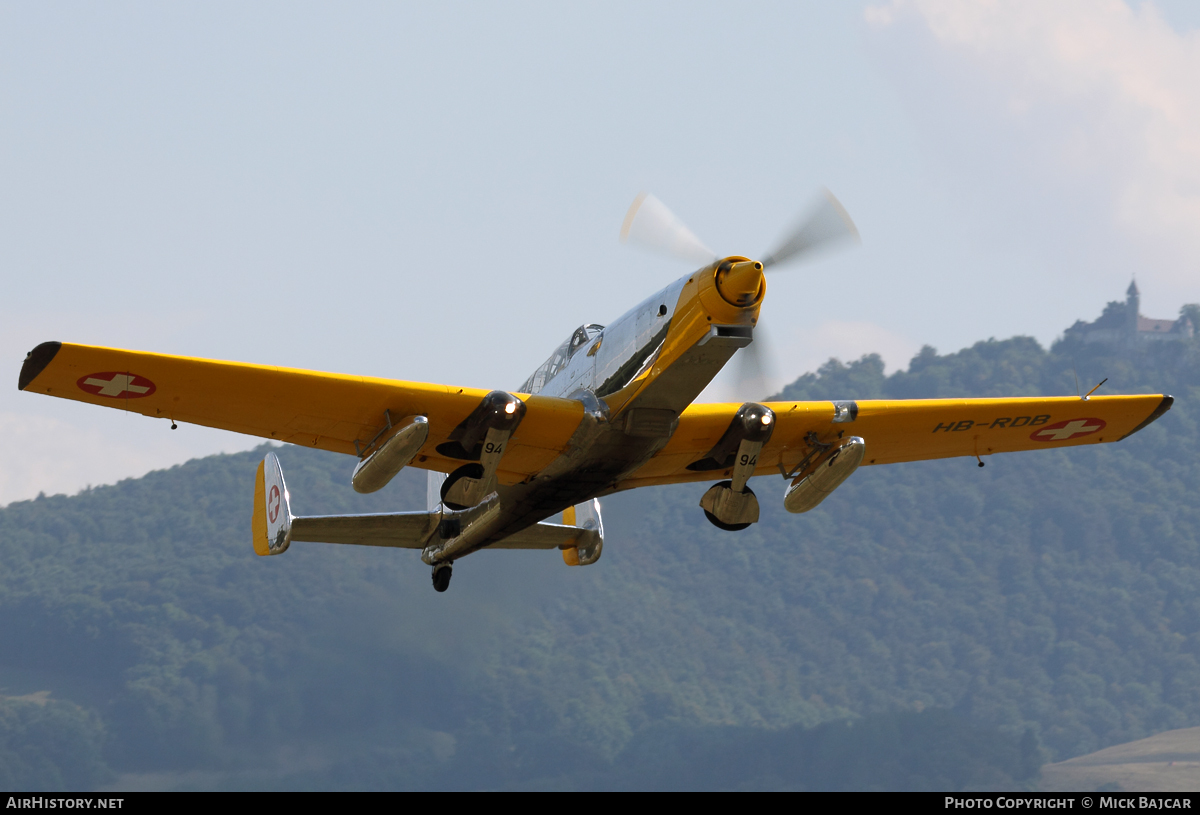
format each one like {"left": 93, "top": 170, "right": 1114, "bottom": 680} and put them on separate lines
{"left": 290, "top": 512, "right": 584, "bottom": 551}
{"left": 291, "top": 513, "right": 438, "bottom": 549}
{"left": 489, "top": 521, "right": 586, "bottom": 550}
{"left": 254, "top": 453, "right": 585, "bottom": 553}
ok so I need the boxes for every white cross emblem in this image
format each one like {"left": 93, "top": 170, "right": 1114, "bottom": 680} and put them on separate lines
{"left": 268, "top": 485, "right": 281, "bottom": 524}
{"left": 1035, "top": 420, "right": 1103, "bottom": 441}
{"left": 83, "top": 374, "right": 151, "bottom": 397}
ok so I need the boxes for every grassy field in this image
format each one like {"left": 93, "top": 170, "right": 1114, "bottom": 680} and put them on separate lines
{"left": 1041, "top": 727, "right": 1200, "bottom": 792}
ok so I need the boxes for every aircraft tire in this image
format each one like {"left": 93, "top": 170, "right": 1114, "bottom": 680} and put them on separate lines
{"left": 703, "top": 508, "right": 752, "bottom": 532}
{"left": 432, "top": 563, "right": 453, "bottom": 592}
{"left": 703, "top": 481, "right": 756, "bottom": 531}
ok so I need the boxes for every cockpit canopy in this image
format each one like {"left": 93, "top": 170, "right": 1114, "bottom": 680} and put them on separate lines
{"left": 519, "top": 324, "right": 604, "bottom": 395}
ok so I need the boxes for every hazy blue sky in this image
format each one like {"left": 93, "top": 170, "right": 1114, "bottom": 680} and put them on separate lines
{"left": 3, "top": 1, "right": 1199, "bottom": 504}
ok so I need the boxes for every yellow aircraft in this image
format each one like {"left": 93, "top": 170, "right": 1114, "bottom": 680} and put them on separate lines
{"left": 17, "top": 192, "right": 1172, "bottom": 592}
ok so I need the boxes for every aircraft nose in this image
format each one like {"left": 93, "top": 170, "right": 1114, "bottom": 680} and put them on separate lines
{"left": 715, "top": 260, "right": 765, "bottom": 307}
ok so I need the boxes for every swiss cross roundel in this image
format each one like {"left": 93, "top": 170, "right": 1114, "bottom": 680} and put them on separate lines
{"left": 76, "top": 372, "right": 156, "bottom": 399}
{"left": 1030, "top": 417, "right": 1106, "bottom": 442}
{"left": 267, "top": 485, "right": 281, "bottom": 524}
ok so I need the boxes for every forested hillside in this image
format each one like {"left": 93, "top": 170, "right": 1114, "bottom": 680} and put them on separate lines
{"left": 1, "top": 320, "right": 1198, "bottom": 790}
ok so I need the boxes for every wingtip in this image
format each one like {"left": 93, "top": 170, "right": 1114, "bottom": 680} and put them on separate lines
{"left": 18, "top": 342, "right": 62, "bottom": 391}
{"left": 1119, "top": 394, "right": 1173, "bottom": 440}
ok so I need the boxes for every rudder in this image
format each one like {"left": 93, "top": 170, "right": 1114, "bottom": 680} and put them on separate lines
{"left": 561, "top": 498, "right": 604, "bottom": 566}
{"left": 252, "top": 451, "right": 293, "bottom": 555}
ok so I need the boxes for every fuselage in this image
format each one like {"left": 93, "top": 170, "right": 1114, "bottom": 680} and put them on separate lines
{"left": 428, "top": 257, "right": 766, "bottom": 562}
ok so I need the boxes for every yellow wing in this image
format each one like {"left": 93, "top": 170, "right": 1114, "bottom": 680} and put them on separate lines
{"left": 620, "top": 394, "right": 1172, "bottom": 490}
{"left": 18, "top": 342, "right": 1172, "bottom": 493}
{"left": 18, "top": 341, "right": 584, "bottom": 483}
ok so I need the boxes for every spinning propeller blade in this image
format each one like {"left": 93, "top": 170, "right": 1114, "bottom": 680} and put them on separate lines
{"left": 760, "top": 188, "right": 859, "bottom": 270}
{"left": 617, "top": 188, "right": 859, "bottom": 402}
{"left": 734, "top": 329, "right": 778, "bottom": 402}
{"left": 619, "top": 192, "right": 716, "bottom": 266}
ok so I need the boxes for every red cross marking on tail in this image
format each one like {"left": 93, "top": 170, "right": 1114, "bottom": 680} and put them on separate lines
{"left": 267, "top": 485, "right": 281, "bottom": 524}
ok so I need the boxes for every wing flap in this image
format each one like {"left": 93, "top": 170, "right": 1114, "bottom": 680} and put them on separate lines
{"left": 19, "top": 341, "right": 584, "bottom": 481}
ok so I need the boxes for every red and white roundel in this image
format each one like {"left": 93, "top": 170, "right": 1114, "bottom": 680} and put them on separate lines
{"left": 267, "top": 485, "right": 282, "bottom": 524}
{"left": 76, "top": 372, "right": 157, "bottom": 399}
{"left": 1030, "top": 418, "right": 1106, "bottom": 442}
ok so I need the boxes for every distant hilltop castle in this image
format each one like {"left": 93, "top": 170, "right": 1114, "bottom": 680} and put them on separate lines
{"left": 1063, "top": 280, "right": 1194, "bottom": 347}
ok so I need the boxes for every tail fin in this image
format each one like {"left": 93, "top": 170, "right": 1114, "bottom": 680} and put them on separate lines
{"left": 252, "top": 452, "right": 293, "bottom": 555}
{"left": 561, "top": 498, "right": 604, "bottom": 566}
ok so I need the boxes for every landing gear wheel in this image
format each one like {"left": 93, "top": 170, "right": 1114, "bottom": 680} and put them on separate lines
{"left": 703, "top": 510, "right": 752, "bottom": 532}
{"left": 702, "top": 480, "right": 755, "bottom": 531}
{"left": 432, "top": 563, "right": 453, "bottom": 592}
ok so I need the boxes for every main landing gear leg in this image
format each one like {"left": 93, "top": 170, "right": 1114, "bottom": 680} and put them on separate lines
{"left": 432, "top": 562, "right": 453, "bottom": 593}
